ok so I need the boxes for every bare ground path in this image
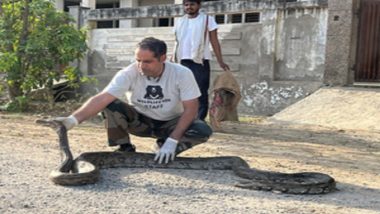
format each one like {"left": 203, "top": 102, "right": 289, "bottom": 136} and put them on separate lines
{"left": 1, "top": 112, "right": 379, "bottom": 214}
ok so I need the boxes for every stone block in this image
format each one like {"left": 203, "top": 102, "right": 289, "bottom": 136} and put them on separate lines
{"left": 324, "top": 35, "right": 351, "bottom": 85}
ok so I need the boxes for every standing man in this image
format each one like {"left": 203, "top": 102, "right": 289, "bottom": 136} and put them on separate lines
{"left": 173, "top": 0, "right": 230, "bottom": 121}
{"left": 56, "top": 37, "right": 212, "bottom": 164}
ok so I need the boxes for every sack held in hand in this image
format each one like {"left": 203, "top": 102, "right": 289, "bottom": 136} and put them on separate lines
{"left": 209, "top": 71, "right": 241, "bottom": 130}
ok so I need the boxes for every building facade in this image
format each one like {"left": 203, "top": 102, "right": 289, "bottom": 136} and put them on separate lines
{"left": 54, "top": 0, "right": 380, "bottom": 116}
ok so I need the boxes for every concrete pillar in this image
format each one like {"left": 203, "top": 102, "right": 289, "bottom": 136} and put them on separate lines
{"left": 259, "top": 9, "right": 277, "bottom": 80}
{"left": 81, "top": 0, "right": 96, "bottom": 9}
{"left": 120, "top": 0, "right": 139, "bottom": 28}
{"left": 68, "top": 6, "right": 93, "bottom": 75}
{"left": 174, "top": 0, "right": 183, "bottom": 28}
{"left": 323, "top": 0, "right": 356, "bottom": 86}
{"left": 54, "top": 0, "right": 64, "bottom": 11}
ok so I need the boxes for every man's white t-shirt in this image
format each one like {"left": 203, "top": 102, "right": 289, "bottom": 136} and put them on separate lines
{"left": 175, "top": 15, "right": 218, "bottom": 60}
{"left": 103, "top": 62, "right": 201, "bottom": 121}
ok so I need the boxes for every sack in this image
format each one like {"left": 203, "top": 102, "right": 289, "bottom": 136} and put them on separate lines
{"left": 209, "top": 71, "right": 241, "bottom": 130}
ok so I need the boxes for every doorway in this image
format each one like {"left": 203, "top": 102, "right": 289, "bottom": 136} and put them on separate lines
{"left": 355, "top": 0, "right": 380, "bottom": 82}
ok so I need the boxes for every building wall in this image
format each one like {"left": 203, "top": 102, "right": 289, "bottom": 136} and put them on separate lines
{"left": 275, "top": 8, "right": 327, "bottom": 82}
{"left": 85, "top": 2, "right": 328, "bottom": 115}
{"left": 54, "top": 0, "right": 372, "bottom": 115}
{"left": 240, "top": 6, "right": 328, "bottom": 115}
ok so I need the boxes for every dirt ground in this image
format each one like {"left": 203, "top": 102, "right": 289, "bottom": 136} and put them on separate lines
{"left": 0, "top": 111, "right": 379, "bottom": 214}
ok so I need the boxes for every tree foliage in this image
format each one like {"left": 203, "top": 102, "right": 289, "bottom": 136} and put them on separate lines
{"left": 0, "top": 0, "right": 88, "bottom": 110}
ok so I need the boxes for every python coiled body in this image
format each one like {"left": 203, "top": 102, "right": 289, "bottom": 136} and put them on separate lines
{"left": 36, "top": 119, "right": 336, "bottom": 194}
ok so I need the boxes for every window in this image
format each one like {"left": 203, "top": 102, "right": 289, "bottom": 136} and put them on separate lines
{"left": 245, "top": 13, "right": 260, "bottom": 23}
{"left": 214, "top": 12, "right": 261, "bottom": 24}
{"left": 96, "top": 2, "right": 120, "bottom": 9}
{"left": 153, "top": 18, "right": 174, "bottom": 27}
{"left": 231, "top": 14, "right": 242, "bottom": 23}
{"left": 63, "top": 1, "right": 80, "bottom": 12}
{"left": 215, "top": 14, "right": 225, "bottom": 24}
{"left": 97, "top": 20, "right": 119, "bottom": 29}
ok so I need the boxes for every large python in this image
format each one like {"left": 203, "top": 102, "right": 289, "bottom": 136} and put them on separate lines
{"left": 36, "top": 119, "right": 336, "bottom": 194}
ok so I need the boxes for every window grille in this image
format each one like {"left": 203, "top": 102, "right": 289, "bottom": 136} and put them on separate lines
{"left": 245, "top": 12, "right": 260, "bottom": 23}
{"left": 231, "top": 14, "right": 242, "bottom": 23}
{"left": 156, "top": 18, "right": 174, "bottom": 27}
{"left": 97, "top": 20, "right": 119, "bottom": 29}
{"left": 215, "top": 14, "right": 225, "bottom": 24}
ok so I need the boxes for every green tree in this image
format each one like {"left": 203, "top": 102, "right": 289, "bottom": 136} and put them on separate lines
{"left": 0, "top": 0, "right": 87, "bottom": 110}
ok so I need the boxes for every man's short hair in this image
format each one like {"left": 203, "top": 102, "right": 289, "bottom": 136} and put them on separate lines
{"left": 137, "top": 37, "right": 167, "bottom": 59}
{"left": 183, "top": 0, "right": 201, "bottom": 4}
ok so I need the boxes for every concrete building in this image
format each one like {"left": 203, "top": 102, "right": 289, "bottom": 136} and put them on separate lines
{"left": 54, "top": 0, "right": 380, "bottom": 116}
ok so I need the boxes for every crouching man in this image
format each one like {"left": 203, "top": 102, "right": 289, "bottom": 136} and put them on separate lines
{"left": 56, "top": 37, "right": 212, "bottom": 164}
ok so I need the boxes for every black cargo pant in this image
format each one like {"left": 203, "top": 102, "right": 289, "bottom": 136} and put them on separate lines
{"left": 103, "top": 100, "right": 213, "bottom": 154}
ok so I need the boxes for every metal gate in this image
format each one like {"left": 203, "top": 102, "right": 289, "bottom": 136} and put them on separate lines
{"left": 355, "top": 0, "right": 380, "bottom": 82}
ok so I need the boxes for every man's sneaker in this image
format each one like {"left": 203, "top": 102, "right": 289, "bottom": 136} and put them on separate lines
{"left": 115, "top": 143, "right": 136, "bottom": 152}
